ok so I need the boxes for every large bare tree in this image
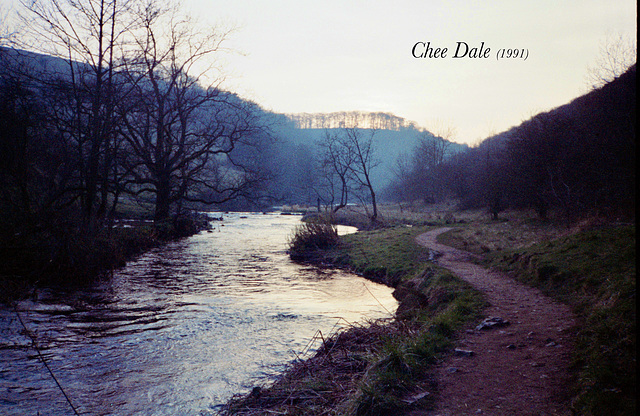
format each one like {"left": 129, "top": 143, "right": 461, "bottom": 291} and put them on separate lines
{"left": 119, "top": 0, "right": 263, "bottom": 220}
{"left": 320, "top": 127, "right": 379, "bottom": 222}
{"left": 18, "top": 0, "right": 133, "bottom": 226}
{"left": 318, "top": 130, "right": 355, "bottom": 213}
{"left": 344, "top": 127, "right": 380, "bottom": 222}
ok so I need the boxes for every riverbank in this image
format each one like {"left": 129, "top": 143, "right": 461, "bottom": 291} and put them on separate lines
{"left": 2, "top": 212, "right": 398, "bottom": 415}
{"left": 220, "top": 224, "right": 487, "bottom": 415}
{"left": 219, "top": 211, "right": 636, "bottom": 416}
{"left": 0, "top": 212, "right": 211, "bottom": 304}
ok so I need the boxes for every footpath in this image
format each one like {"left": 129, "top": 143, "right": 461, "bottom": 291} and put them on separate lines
{"left": 414, "top": 228, "right": 576, "bottom": 416}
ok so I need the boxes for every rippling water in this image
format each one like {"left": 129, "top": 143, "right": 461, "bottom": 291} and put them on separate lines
{"left": 0, "top": 212, "right": 397, "bottom": 415}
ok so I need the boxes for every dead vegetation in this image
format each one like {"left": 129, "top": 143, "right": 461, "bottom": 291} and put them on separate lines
{"left": 220, "top": 319, "right": 400, "bottom": 415}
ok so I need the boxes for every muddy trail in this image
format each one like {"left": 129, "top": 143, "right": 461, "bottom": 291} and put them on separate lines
{"left": 414, "top": 228, "right": 576, "bottom": 416}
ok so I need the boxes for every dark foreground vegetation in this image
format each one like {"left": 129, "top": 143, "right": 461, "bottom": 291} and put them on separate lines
{"left": 0, "top": 210, "right": 210, "bottom": 304}
{"left": 221, "top": 208, "right": 635, "bottom": 416}
{"left": 0, "top": 0, "right": 273, "bottom": 301}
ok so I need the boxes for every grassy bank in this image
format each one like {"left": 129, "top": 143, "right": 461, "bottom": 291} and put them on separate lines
{"left": 226, "top": 207, "right": 635, "bottom": 415}
{"left": 221, "top": 225, "right": 486, "bottom": 415}
{"left": 438, "top": 219, "right": 636, "bottom": 416}
{"left": 300, "top": 202, "right": 466, "bottom": 231}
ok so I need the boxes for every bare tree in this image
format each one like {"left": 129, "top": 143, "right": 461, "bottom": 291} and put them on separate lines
{"left": 386, "top": 151, "right": 414, "bottom": 210}
{"left": 343, "top": 127, "right": 380, "bottom": 222}
{"left": 18, "top": 0, "right": 134, "bottom": 226}
{"left": 318, "top": 130, "right": 354, "bottom": 213}
{"left": 119, "top": 0, "right": 262, "bottom": 221}
{"left": 414, "top": 132, "right": 452, "bottom": 202}
{"left": 586, "top": 33, "right": 637, "bottom": 89}
{"left": 389, "top": 122, "right": 456, "bottom": 205}
{"left": 316, "top": 127, "right": 380, "bottom": 222}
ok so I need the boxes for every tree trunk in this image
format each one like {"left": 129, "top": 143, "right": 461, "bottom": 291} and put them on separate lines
{"left": 370, "top": 186, "right": 378, "bottom": 223}
{"left": 155, "top": 176, "right": 172, "bottom": 221}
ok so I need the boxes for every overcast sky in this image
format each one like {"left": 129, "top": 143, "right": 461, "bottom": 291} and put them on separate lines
{"left": 183, "top": 0, "right": 636, "bottom": 144}
{"left": 3, "top": 0, "right": 636, "bottom": 144}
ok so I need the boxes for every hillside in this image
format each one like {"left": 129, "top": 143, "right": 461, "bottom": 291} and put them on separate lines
{"left": 270, "top": 115, "right": 468, "bottom": 198}
{"left": 404, "top": 63, "right": 637, "bottom": 221}
{"left": 2, "top": 47, "right": 470, "bottom": 210}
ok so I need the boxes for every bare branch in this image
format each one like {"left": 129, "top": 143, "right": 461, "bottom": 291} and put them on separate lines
{"left": 586, "top": 33, "right": 637, "bottom": 89}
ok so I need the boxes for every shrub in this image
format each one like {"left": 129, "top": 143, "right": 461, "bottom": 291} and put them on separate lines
{"left": 288, "top": 221, "right": 339, "bottom": 260}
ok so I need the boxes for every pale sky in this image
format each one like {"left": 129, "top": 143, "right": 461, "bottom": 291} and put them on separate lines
{"left": 4, "top": 0, "right": 636, "bottom": 144}
{"left": 184, "top": 0, "right": 636, "bottom": 144}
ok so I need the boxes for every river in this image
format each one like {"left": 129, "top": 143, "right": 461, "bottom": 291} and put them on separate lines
{"left": 0, "top": 212, "right": 397, "bottom": 415}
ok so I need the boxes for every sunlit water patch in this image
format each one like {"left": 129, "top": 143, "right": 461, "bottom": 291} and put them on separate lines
{"left": 0, "top": 212, "right": 396, "bottom": 415}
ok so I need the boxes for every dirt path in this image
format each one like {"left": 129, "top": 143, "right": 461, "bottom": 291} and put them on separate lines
{"left": 414, "top": 228, "right": 576, "bottom": 416}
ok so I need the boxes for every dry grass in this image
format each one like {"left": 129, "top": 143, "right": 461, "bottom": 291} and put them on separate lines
{"left": 223, "top": 204, "right": 634, "bottom": 416}
{"left": 288, "top": 220, "right": 340, "bottom": 261}
{"left": 220, "top": 319, "right": 399, "bottom": 416}
{"left": 286, "top": 201, "right": 487, "bottom": 230}
{"left": 435, "top": 210, "right": 564, "bottom": 254}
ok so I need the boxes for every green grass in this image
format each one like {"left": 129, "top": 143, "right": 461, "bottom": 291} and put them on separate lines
{"left": 333, "top": 226, "right": 430, "bottom": 287}
{"left": 484, "top": 224, "right": 636, "bottom": 416}
{"left": 224, "top": 211, "right": 635, "bottom": 415}
{"left": 435, "top": 213, "right": 563, "bottom": 254}
{"left": 222, "top": 225, "right": 486, "bottom": 415}
{"left": 346, "top": 264, "right": 485, "bottom": 415}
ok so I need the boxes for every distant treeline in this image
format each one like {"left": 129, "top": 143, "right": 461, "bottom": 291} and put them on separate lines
{"left": 286, "top": 111, "right": 421, "bottom": 130}
{"left": 386, "top": 64, "right": 636, "bottom": 222}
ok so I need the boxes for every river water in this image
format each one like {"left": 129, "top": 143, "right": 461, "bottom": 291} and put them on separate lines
{"left": 0, "top": 212, "right": 397, "bottom": 415}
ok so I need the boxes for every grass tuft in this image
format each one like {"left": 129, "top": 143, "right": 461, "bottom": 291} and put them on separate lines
{"left": 288, "top": 220, "right": 340, "bottom": 260}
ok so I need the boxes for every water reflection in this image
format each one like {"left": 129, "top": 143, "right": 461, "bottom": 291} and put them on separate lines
{"left": 0, "top": 212, "right": 396, "bottom": 415}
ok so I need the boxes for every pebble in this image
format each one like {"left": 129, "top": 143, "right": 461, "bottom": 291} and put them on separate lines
{"left": 454, "top": 348, "right": 474, "bottom": 357}
{"left": 476, "top": 317, "right": 510, "bottom": 331}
